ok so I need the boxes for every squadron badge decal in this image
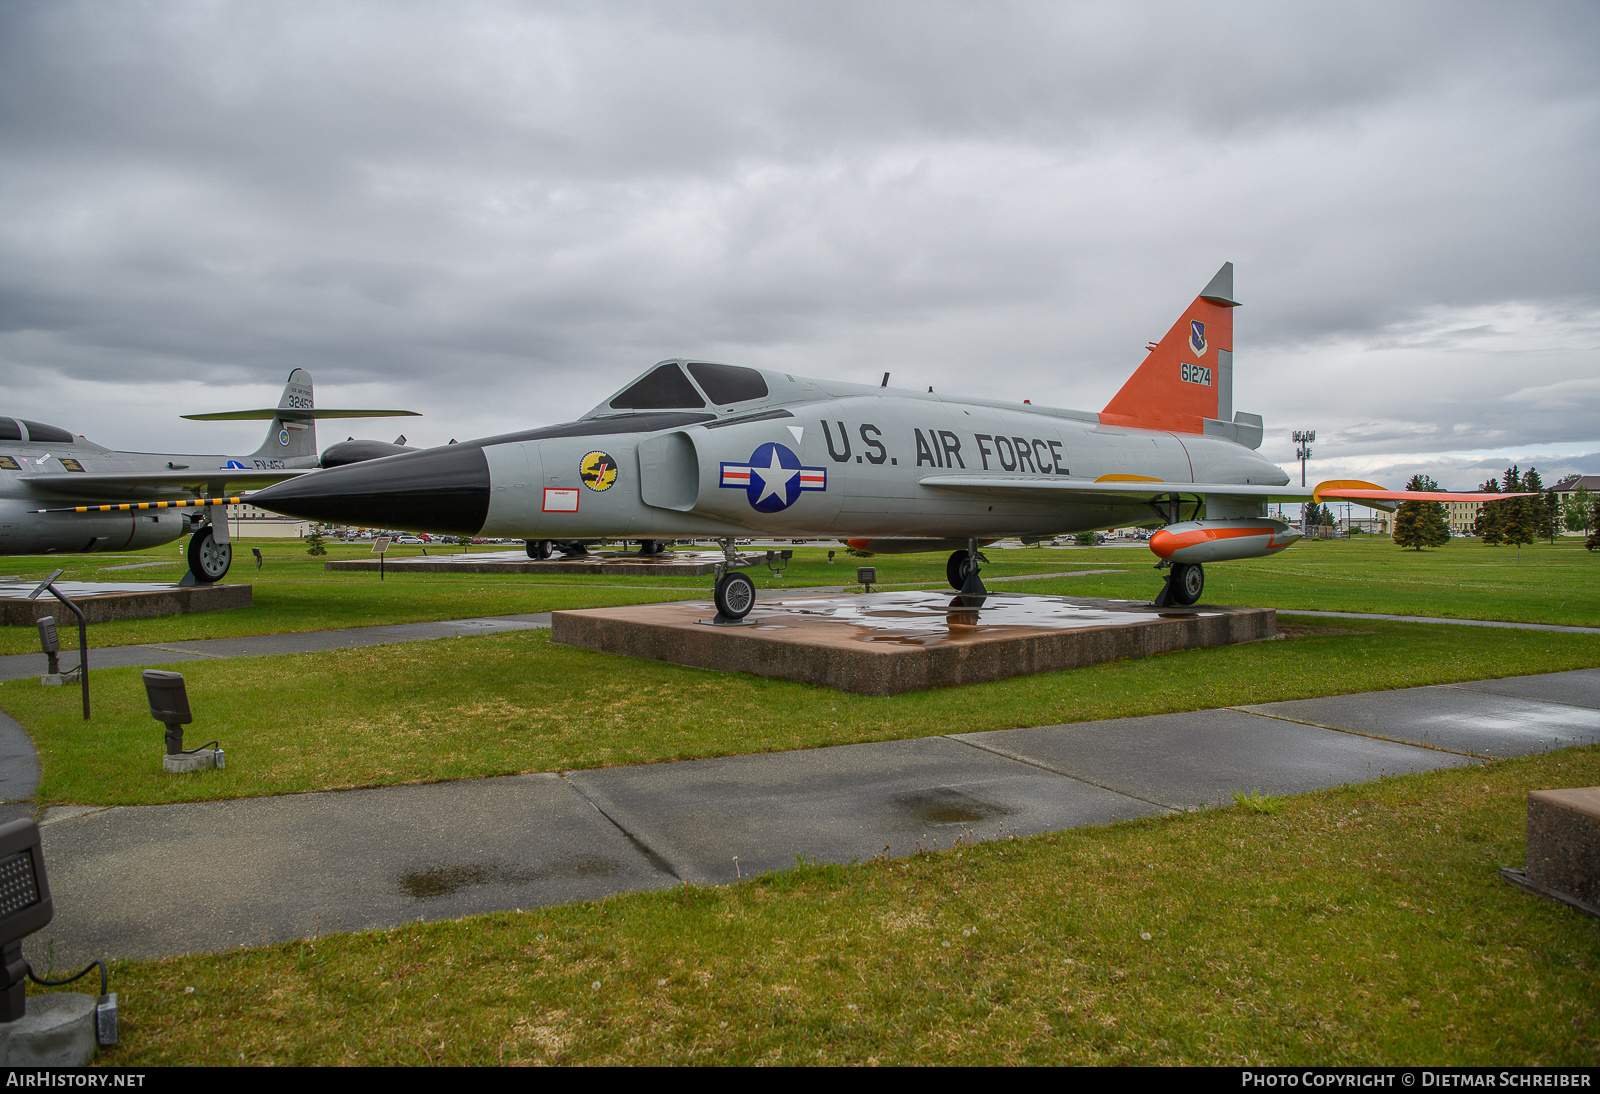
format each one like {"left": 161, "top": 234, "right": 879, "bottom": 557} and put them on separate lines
{"left": 1189, "top": 320, "right": 1207, "bottom": 356}
{"left": 580, "top": 451, "right": 618, "bottom": 492}
{"left": 720, "top": 442, "right": 827, "bottom": 514}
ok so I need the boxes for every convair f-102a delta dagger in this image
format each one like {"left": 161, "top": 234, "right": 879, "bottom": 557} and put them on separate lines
{"left": 2, "top": 370, "right": 416, "bottom": 584}
{"left": 250, "top": 264, "right": 1510, "bottom": 618}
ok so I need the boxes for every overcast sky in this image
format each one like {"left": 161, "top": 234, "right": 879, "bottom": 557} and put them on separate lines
{"left": 2, "top": 0, "right": 1596, "bottom": 492}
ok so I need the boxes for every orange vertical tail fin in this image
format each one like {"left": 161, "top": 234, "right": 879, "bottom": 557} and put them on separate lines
{"left": 1100, "top": 262, "right": 1238, "bottom": 435}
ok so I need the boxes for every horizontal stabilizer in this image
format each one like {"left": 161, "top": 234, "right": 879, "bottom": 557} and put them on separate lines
{"left": 182, "top": 409, "right": 421, "bottom": 421}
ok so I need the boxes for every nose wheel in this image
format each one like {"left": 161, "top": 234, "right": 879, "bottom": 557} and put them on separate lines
{"left": 186, "top": 525, "right": 232, "bottom": 584}
{"left": 713, "top": 570, "right": 757, "bottom": 622}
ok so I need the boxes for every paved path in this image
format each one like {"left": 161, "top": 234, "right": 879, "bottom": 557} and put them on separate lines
{"left": 0, "top": 613, "right": 554, "bottom": 682}
{"left": 18, "top": 667, "right": 1600, "bottom": 967}
{"left": 1282, "top": 609, "right": 1600, "bottom": 636}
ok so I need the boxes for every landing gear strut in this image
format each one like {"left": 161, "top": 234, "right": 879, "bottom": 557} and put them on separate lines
{"left": 185, "top": 524, "right": 232, "bottom": 584}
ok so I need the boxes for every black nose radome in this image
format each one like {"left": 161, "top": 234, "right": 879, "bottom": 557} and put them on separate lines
{"left": 252, "top": 443, "right": 490, "bottom": 536}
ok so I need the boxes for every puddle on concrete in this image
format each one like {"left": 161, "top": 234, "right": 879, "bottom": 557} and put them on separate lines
{"left": 397, "top": 855, "right": 621, "bottom": 899}
{"left": 893, "top": 786, "right": 1014, "bottom": 825}
{"left": 757, "top": 590, "right": 1200, "bottom": 646}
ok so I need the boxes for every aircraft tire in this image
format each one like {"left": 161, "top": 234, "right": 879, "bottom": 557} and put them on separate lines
{"left": 714, "top": 571, "right": 757, "bottom": 620}
{"left": 526, "top": 539, "right": 552, "bottom": 560}
{"left": 946, "top": 550, "right": 969, "bottom": 591}
{"left": 187, "top": 525, "right": 232, "bottom": 584}
{"left": 946, "top": 549, "right": 987, "bottom": 590}
{"left": 1169, "top": 562, "right": 1204, "bottom": 605}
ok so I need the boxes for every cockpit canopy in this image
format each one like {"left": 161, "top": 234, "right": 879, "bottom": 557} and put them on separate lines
{"left": 597, "top": 360, "right": 770, "bottom": 414}
{"left": 0, "top": 417, "right": 76, "bottom": 444}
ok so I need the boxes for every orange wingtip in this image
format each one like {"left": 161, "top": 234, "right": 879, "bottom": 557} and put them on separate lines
{"left": 1311, "top": 479, "right": 1385, "bottom": 502}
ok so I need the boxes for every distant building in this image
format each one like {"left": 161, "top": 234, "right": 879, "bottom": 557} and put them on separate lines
{"left": 224, "top": 500, "right": 312, "bottom": 538}
{"left": 1552, "top": 474, "right": 1600, "bottom": 506}
{"left": 1442, "top": 497, "right": 1484, "bottom": 537}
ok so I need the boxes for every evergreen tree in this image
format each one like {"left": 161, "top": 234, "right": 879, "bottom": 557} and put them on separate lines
{"left": 1542, "top": 488, "right": 1560, "bottom": 544}
{"left": 1392, "top": 474, "right": 1449, "bottom": 551}
{"left": 1472, "top": 477, "right": 1504, "bottom": 543}
{"left": 1502, "top": 467, "right": 1539, "bottom": 550}
{"left": 1589, "top": 498, "right": 1600, "bottom": 552}
{"left": 305, "top": 526, "right": 327, "bottom": 557}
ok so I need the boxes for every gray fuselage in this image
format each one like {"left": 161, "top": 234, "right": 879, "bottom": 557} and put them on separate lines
{"left": 253, "top": 362, "right": 1292, "bottom": 543}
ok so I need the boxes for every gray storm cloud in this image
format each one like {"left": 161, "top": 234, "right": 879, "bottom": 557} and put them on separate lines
{"left": 0, "top": 0, "right": 1595, "bottom": 487}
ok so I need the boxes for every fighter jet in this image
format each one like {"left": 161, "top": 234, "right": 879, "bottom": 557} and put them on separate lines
{"left": 251, "top": 264, "right": 1511, "bottom": 617}
{"left": 2, "top": 370, "right": 416, "bottom": 583}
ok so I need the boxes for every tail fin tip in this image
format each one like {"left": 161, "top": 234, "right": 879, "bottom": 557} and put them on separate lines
{"left": 1199, "top": 261, "right": 1239, "bottom": 307}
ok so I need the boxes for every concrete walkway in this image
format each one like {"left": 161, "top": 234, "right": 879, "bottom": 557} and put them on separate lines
{"left": 0, "top": 613, "right": 554, "bottom": 682}
{"left": 19, "top": 667, "right": 1600, "bottom": 967}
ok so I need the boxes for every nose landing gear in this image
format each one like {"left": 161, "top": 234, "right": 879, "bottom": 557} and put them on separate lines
{"left": 183, "top": 524, "right": 232, "bottom": 584}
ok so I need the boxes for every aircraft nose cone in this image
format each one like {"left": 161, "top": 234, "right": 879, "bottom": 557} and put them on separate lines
{"left": 251, "top": 444, "right": 490, "bottom": 536}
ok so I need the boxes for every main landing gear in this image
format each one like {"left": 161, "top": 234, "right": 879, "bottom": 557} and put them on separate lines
{"left": 184, "top": 524, "right": 232, "bottom": 584}
{"left": 525, "top": 539, "right": 552, "bottom": 560}
{"left": 945, "top": 542, "right": 989, "bottom": 595}
{"left": 1153, "top": 562, "right": 1205, "bottom": 607}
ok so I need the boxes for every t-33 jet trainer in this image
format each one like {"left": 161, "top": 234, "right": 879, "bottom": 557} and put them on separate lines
{"left": 2, "top": 370, "right": 416, "bottom": 584}
{"left": 251, "top": 263, "right": 1511, "bottom": 618}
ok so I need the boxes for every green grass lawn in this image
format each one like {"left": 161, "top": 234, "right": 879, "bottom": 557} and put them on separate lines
{"left": 6, "top": 617, "right": 1598, "bottom": 807}
{"left": 3, "top": 534, "right": 1591, "bottom": 658}
{"left": 51, "top": 745, "right": 1600, "bottom": 1066}
{"left": 6, "top": 537, "right": 1599, "bottom": 1065}
{"left": 1019, "top": 536, "right": 1600, "bottom": 628}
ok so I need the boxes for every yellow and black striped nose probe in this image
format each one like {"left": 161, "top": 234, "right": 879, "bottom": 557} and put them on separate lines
{"left": 34, "top": 495, "right": 249, "bottom": 514}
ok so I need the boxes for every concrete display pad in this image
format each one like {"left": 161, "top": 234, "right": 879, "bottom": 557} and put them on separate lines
{"left": 552, "top": 591, "right": 1275, "bottom": 695}
{"left": 25, "top": 774, "right": 677, "bottom": 965}
{"left": 955, "top": 709, "right": 1479, "bottom": 811}
{"left": 325, "top": 548, "right": 755, "bottom": 577}
{"left": 566, "top": 735, "right": 1164, "bottom": 886}
{"left": 1241, "top": 686, "right": 1600, "bottom": 758}
{"left": 0, "top": 580, "right": 250, "bottom": 625}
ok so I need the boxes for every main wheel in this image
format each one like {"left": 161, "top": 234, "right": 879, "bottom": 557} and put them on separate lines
{"left": 946, "top": 550, "right": 971, "bottom": 590}
{"left": 1168, "top": 562, "right": 1205, "bottom": 605}
{"left": 946, "top": 549, "right": 988, "bottom": 590}
{"left": 637, "top": 539, "right": 666, "bottom": 555}
{"left": 713, "top": 571, "right": 757, "bottom": 620}
{"left": 525, "top": 539, "right": 552, "bottom": 560}
{"left": 187, "top": 525, "right": 232, "bottom": 583}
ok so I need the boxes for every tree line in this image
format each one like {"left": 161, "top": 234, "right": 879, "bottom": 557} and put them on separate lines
{"left": 1391, "top": 467, "right": 1600, "bottom": 552}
